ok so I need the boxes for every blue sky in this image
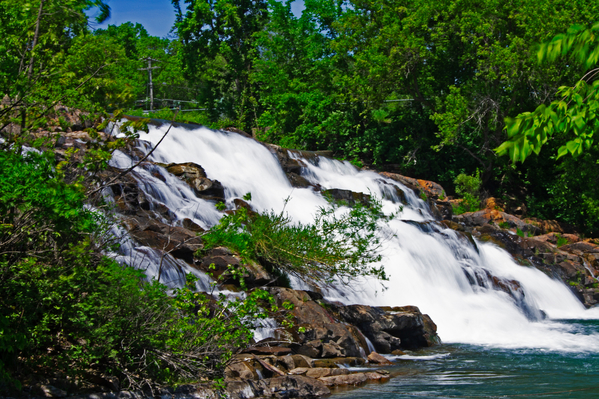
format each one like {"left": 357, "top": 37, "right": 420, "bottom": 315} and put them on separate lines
{"left": 88, "top": 0, "right": 305, "bottom": 38}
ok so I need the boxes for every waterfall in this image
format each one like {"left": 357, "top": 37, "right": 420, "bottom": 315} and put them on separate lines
{"left": 111, "top": 123, "right": 599, "bottom": 352}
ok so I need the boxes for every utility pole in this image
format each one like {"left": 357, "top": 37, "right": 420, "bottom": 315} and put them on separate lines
{"left": 139, "top": 57, "right": 161, "bottom": 111}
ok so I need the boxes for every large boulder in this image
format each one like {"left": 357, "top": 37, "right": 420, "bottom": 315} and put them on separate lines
{"left": 160, "top": 162, "right": 226, "bottom": 201}
{"left": 197, "top": 247, "right": 275, "bottom": 288}
{"left": 265, "top": 375, "right": 331, "bottom": 398}
{"left": 122, "top": 216, "right": 202, "bottom": 264}
{"left": 380, "top": 172, "right": 452, "bottom": 220}
{"left": 267, "top": 288, "right": 366, "bottom": 358}
{"left": 331, "top": 304, "right": 441, "bottom": 352}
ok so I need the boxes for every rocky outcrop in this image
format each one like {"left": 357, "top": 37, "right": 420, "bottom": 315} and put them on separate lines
{"left": 332, "top": 304, "right": 440, "bottom": 351}
{"left": 267, "top": 288, "right": 368, "bottom": 358}
{"left": 264, "top": 287, "right": 440, "bottom": 359}
{"left": 197, "top": 246, "right": 275, "bottom": 288}
{"left": 159, "top": 162, "right": 226, "bottom": 201}
{"left": 380, "top": 172, "right": 452, "bottom": 220}
{"left": 322, "top": 188, "right": 371, "bottom": 207}
{"left": 444, "top": 198, "right": 599, "bottom": 307}
{"left": 122, "top": 216, "right": 202, "bottom": 264}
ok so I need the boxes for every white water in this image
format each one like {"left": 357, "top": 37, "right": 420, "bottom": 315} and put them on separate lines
{"left": 111, "top": 123, "right": 599, "bottom": 352}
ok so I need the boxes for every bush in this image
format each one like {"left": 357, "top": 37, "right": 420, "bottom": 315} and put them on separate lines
{"left": 453, "top": 170, "right": 482, "bottom": 214}
{"left": 202, "top": 196, "right": 392, "bottom": 285}
{"left": 0, "top": 150, "right": 268, "bottom": 393}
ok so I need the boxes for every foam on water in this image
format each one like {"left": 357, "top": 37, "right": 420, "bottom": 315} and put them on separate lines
{"left": 112, "top": 123, "right": 599, "bottom": 352}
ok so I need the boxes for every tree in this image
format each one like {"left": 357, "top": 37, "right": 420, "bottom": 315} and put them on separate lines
{"left": 95, "top": 23, "right": 193, "bottom": 108}
{"left": 172, "top": 0, "right": 269, "bottom": 129}
{"left": 329, "top": 0, "right": 599, "bottom": 181}
{"left": 497, "top": 22, "right": 599, "bottom": 163}
{"left": 0, "top": 0, "right": 111, "bottom": 131}
{"left": 251, "top": 0, "right": 342, "bottom": 149}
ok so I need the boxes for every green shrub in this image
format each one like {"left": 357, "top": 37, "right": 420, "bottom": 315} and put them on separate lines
{"left": 556, "top": 234, "right": 569, "bottom": 248}
{"left": 202, "top": 197, "right": 392, "bottom": 285}
{"left": 454, "top": 169, "right": 482, "bottom": 197}
{"left": 0, "top": 150, "right": 268, "bottom": 392}
{"left": 452, "top": 170, "right": 482, "bottom": 214}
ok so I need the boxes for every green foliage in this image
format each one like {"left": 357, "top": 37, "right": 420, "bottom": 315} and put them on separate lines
{"left": 0, "top": 150, "right": 267, "bottom": 391}
{"left": 454, "top": 170, "right": 482, "bottom": 197}
{"left": 452, "top": 193, "right": 480, "bottom": 215}
{"left": 172, "top": 0, "right": 269, "bottom": 129}
{"left": 202, "top": 196, "right": 392, "bottom": 284}
{"left": 452, "top": 170, "right": 481, "bottom": 214}
{"left": 556, "top": 234, "right": 569, "bottom": 248}
{"left": 497, "top": 22, "right": 599, "bottom": 163}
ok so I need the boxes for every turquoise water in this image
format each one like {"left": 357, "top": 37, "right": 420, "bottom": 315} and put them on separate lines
{"left": 331, "top": 320, "right": 599, "bottom": 399}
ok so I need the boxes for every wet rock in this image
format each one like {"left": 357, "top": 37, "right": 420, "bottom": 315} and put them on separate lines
{"left": 223, "top": 127, "right": 252, "bottom": 138}
{"left": 198, "top": 247, "right": 274, "bottom": 287}
{"left": 286, "top": 172, "right": 312, "bottom": 188}
{"left": 303, "top": 368, "right": 350, "bottom": 379}
{"left": 267, "top": 288, "right": 366, "bottom": 358}
{"left": 364, "top": 371, "right": 391, "bottom": 381}
{"left": 380, "top": 172, "right": 450, "bottom": 220}
{"left": 32, "top": 384, "right": 67, "bottom": 398}
{"left": 267, "top": 375, "right": 331, "bottom": 398}
{"left": 162, "top": 162, "right": 226, "bottom": 201}
{"left": 225, "top": 361, "right": 259, "bottom": 380}
{"left": 332, "top": 304, "right": 440, "bottom": 351}
{"left": 322, "top": 188, "right": 370, "bottom": 207}
{"left": 367, "top": 352, "right": 393, "bottom": 365}
{"left": 312, "top": 357, "right": 365, "bottom": 368}
{"left": 318, "top": 373, "right": 368, "bottom": 387}
{"left": 124, "top": 217, "right": 202, "bottom": 264}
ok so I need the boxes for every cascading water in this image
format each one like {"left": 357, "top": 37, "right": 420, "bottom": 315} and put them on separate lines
{"left": 110, "top": 122, "right": 599, "bottom": 353}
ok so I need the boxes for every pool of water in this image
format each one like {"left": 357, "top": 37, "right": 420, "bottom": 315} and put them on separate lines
{"left": 331, "top": 320, "right": 599, "bottom": 399}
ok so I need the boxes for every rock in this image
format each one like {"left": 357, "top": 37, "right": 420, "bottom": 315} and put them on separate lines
{"left": 321, "top": 342, "right": 346, "bottom": 358}
{"left": 380, "top": 172, "right": 450, "bottom": 220}
{"left": 225, "top": 361, "right": 259, "bottom": 380}
{"left": 367, "top": 352, "right": 393, "bottom": 365}
{"left": 223, "top": 127, "right": 252, "bottom": 138}
{"left": 182, "top": 218, "right": 205, "bottom": 232}
{"left": 523, "top": 217, "right": 578, "bottom": 234}
{"left": 297, "top": 340, "right": 323, "bottom": 358}
{"left": 264, "top": 144, "right": 322, "bottom": 189}
{"left": 267, "top": 375, "right": 331, "bottom": 398}
{"left": 276, "top": 355, "right": 296, "bottom": 371}
{"left": 318, "top": 373, "right": 368, "bottom": 387}
{"left": 364, "top": 371, "right": 391, "bottom": 381}
{"left": 32, "top": 384, "right": 67, "bottom": 398}
{"left": 267, "top": 288, "right": 366, "bottom": 358}
{"left": 198, "top": 247, "right": 274, "bottom": 287}
{"left": 291, "top": 354, "right": 313, "bottom": 368}
{"left": 225, "top": 380, "right": 267, "bottom": 398}
{"left": 305, "top": 368, "right": 350, "bottom": 379}
{"left": 243, "top": 346, "right": 292, "bottom": 356}
{"left": 312, "top": 357, "right": 365, "bottom": 368}
{"left": 322, "top": 188, "right": 370, "bottom": 207}
{"left": 333, "top": 304, "right": 440, "bottom": 352}
{"left": 286, "top": 172, "right": 312, "bottom": 188}
{"left": 288, "top": 367, "right": 311, "bottom": 375}
{"left": 162, "top": 162, "right": 226, "bottom": 201}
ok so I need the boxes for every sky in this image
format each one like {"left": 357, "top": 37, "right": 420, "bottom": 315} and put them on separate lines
{"left": 88, "top": 0, "right": 305, "bottom": 38}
